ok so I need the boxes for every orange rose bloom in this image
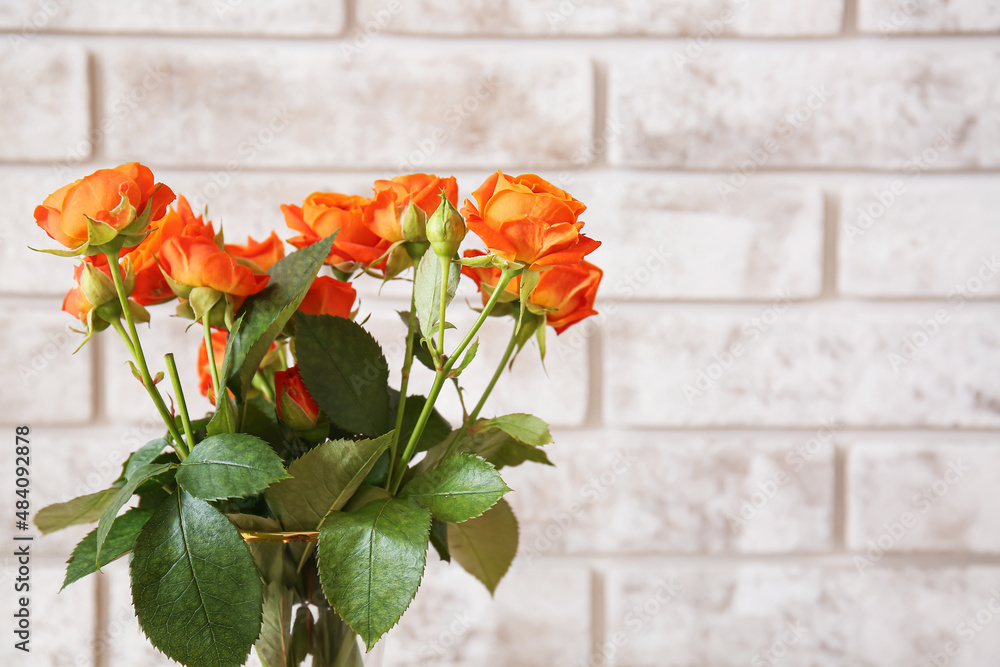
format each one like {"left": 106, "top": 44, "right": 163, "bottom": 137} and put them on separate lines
{"left": 34, "top": 163, "right": 175, "bottom": 249}
{"left": 461, "top": 171, "right": 599, "bottom": 270}
{"left": 462, "top": 250, "right": 602, "bottom": 334}
{"left": 197, "top": 329, "right": 228, "bottom": 402}
{"left": 298, "top": 276, "right": 357, "bottom": 318}
{"left": 365, "top": 173, "right": 458, "bottom": 243}
{"left": 226, "top": 232, "right": 285, "bottom": 273}
{"left": 158, "top": 236, "right": 270, "bottom": 302}
{"left": 282, "top": 192, "right": 388, "bottom": 269}
{"left": 274, "top": 366, "right": 322, "bottom": 430}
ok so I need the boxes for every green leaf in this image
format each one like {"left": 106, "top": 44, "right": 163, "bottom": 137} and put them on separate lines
{"left": 413, "top": 251, "right": 460, "bottom": 342}
{"left": 131, "top": 490, "right": 263, "bottom": 667}
{"left": 34, "top": 487, "right": 121, "bottom": 535}
{"left": 255, "top": 581, "right": 293, "bottom": 667}
{"left": 295, "top": 314, "right": 390, "bottom": 437}
{"left": 390, "top": 392, "right": 452, "bottom": 453}
{"left": 124, "top": 438, "right": 168, "bottom": 480}
{"left": 226, "top": 235, "right": 336, "bottom": 402}
{"left": 401, "top": 454, "right": 509, "bottom": 523}
{"left": 479, "top": 414, "right": 553, "bottom": 447}
{"left": 96, "top": 463, "right": 174, "bottom": 560}
{"left": 265, "top": 433, "right": 393, "bottom": 531}
{"left": 429, "top": 519, "right": 450, "bottom": 562}
{"left": 176, "top": 433, "right": 289, "bottom": 501}
{"left": 450, "top": 339, "right": 478, "bottom": 376}
{"left": 448, "top": 498, "right": 518, "bottom": 594}
{"left": 206, "top": 393, "right": 238, "bottom": 437}
{"left": 397, "top": 310, "right": 435, "bottom": 370}
{"left": 318, "top": 497, "right": 431, "bottom": 650}
{"left": 62, "top": 508, "right": 153, "bottom": 589}
{"left": 458, "top": 428, "right": 554, "bottom": 470}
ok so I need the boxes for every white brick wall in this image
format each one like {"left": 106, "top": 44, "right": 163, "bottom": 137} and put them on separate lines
{"left": 1, "top": 1, "right": 998, "bottom": 665}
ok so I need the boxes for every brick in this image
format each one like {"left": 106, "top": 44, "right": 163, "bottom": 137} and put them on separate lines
{"left": 1, "top": 306, "right": 94, "bottom": 424}
{"left": 839, "top": 181, "right": 1000, "bottom": 297}
{"left": 606, "top": 565, "right": 1000, "bottom": 666}
{"left": 859, "top": 0, "right": 1000, "bottom": 35}
{"left": 504, "top": 431, "right": 835, "bottom": 555}
{"left": 0, "top": 0, "right": 344, "bottom": 36}
{"left": 0, "top": 560, "right": 96, "bottom": 666}
{"left": 102, "top": 312, "right": 210, "bottom": 424}
{"left": 609, "top": 47, "right": 1000, "bottom": 169}
{"left": 0, "top": 169, "right": 84, "bottom": 295}
{"left": 365, "top": 308, "right": 590, "bottom": 428}
{"left": 0, "top": 43, "right": 89, "bottom": 161}
{"left": 604, "top": 304, "right": 1000, "bottom": 427}
{"left": 99, "top": 46, "right": 593, "bottom": 169}
{"left": 356, "top": 0, "right": 843, "bottom": 36}
{"left": 385, "top": 559, "right": 590, "bottom": 667}
{"left": 575, "top": 175, "right": 824, "bottom": 300}
{"left": 847, "top": 441, "right": 1000, "bottom": 554}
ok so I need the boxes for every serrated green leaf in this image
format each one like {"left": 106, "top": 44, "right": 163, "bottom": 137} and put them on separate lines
{"left": 458, "top": 428, "right": 554, "bottom": 470}
{"left": 400, "top": 453, "right": 509, "bottom": 523}
{"left": 226, "top": 236, "right": 336, "bottom": 403}
{"left": 255, "top": 580, "right": 293, "bottom": 667}
{"left": 34, "top": 486, "right": 122, "bottom": 535}
{"left": 318, "top": 497, "right": 431, "bottom": 650}
{"left": 450, "top": 339, "right": 478, "bottom": 376}
{"left": 176, "top": 433, "right": 289, "bottom": 501}
{"left": 96, "top": 462, "right": 174, "bottom": 560}
{"left": 265, "top": 433, "right": 393, "bottom": 531}
{"left": 413, "top": 252, "right": 460, "bottom": 342}
{"left": 130, "top": 489, "right": 263, "bottom": 667}
{"left": 124, "top": 438, "right": 169, "bottom": 480}
{"left": 62, "top": 507, "right": 153, "bottom": 589}
{"left": 448, "top": 498, "right": 518, "bottom": 594}
{"left": 295, "top": 314, "right": 390, "bottom": 437}
{"left": 206, "top": 393, "right": 238, "bottom": 436}
{"left": 429, "top": 519, "right": 450, "bottom": 562}
{"left": 479, "top": 414, "right": 553, "bottom": 447}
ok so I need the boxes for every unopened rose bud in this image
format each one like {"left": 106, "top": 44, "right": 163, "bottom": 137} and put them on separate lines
{"left": 426, "top": 197, "right": 466, "bottom": 258}
{"left": 275, "top": 366, "right": 322, "bottom": 431}
{"left": 80, "top": 262, "right": 120, "bottom": 307}
{"left": 400, "top": 201, "right": 428, "bottom": 243}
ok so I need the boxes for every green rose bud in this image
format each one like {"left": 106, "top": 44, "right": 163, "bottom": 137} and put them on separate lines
{"left": 426, "top": 196, "right": 467, "bottom": 259}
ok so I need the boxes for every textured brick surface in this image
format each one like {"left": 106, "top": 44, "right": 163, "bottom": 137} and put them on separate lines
{"left": 606, "top": 566, "right": 1000, "bottom": 667}
{"left": 610, "top": 47, "right": 1000, "bottom": 169}
{"left": 847, "top": 441, "right": 1000, "bottom": 554}
{"left": 99, "top": 47, "right": 593, "bottom": 169}
{"left": 504, "top": 431, "right": 835, "bottom": 555}
{"left": 859, "top": 0, "right": 1000, "bottom": 34}
{"left": 839, "top": 181, "right": 1000, "bottom": 297}
{"left": 0, "top": 0, "right": 344, "bottom": 36}
{"left": 356, "top": 0, "right": 844, "bottom": 36}
{"left": 0, "top": 43, "right": 89, "bottom": 161}
{"left": 604, "top": 304, "right": 1000, "bottom": 428}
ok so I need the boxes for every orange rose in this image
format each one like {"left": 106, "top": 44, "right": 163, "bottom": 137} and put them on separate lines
{"left": 461, "top": 171, "right": 599, "bottom": 270}
{"left": 226, "top": 232, "right": 285, "bottom": 273}
{"left": 197, "top": 329, "right": 228, "bottom": 402}
{"left": 462, "top": 250, "right": 601, "bottom": 334}
{"left": 34, "top": 163, "right": 175, "bottom": 249}
{"left": 282, "top": 192, "right": 388, "bottom": 270}
{"left": 274, "top": 366, "right": 322, "bottom": 430}
{"left": 158, "top": 236, "right": 270, "bottom": 302}
{"left": 298, "top": 276, "right": 357, "bottom": 318}
{"left": 365, "top": 173, "right": 458, "bottom": 243}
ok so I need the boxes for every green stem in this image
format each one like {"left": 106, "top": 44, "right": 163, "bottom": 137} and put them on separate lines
{"left": 203, "top": 315, "right": 223, "bottom": 406}
{"left": 389, "top": 267, "right": 520, "bottom": 493}
{"left": 104, "top": 250, "right": 187, "bottom": 457}
{"left": 436, "top": 254, "right": 451, "bottom": 358}
{"left": 386, "top": 294, "right": 418, "bottom": 490}
{"left": 164, "top": 353, "right": 195, "bottom": 458}
{"left": 251, "top": 372, "right": 274, "bottom": 402}
{"left": 440, "top": 324, "right": 519, "bottom": 463}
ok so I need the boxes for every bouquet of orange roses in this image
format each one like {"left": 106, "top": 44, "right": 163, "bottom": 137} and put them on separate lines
{"left": 31, "top": 163, "right": 601, "bottom": 667}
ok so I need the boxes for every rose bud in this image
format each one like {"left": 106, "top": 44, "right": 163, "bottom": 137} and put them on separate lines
{"left": 274, "top": 366, "right": 322, "bottom": 431}
{"left": 426, "top": 196, "right": 467, "bottom": 259}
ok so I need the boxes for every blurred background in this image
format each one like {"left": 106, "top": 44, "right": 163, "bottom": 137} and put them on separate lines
{"left": 1, "top": 0, "right": 999, "bottom": 665}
